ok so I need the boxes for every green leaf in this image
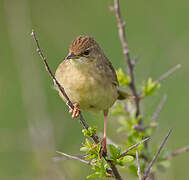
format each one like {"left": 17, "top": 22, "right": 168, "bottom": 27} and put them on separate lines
{"left": 80, "top": 146, "right": 88, "bottom": 152}
{"left": 116, "top": 68, "right": 131, "bottom": 86}
{"left": 85, "top": 139, "right": 93, "bottom": 147}
{"left": 82, "top": 126, "right": 97, "bottom": 137}
{"left": 142, "top": 77, "right": 160, "bottom": 97}
{"left": 109, "top": 144, "right": 121, "bottom": 159}
{"left": 85, "top": 154, "right": 96, "bottom": 160}
{"left": 87, "top": 172, "right": 104, "bottom": 179}
{"left": 82, "top": 129, "right": 89, "bottom": 136}
{"left": 121, "top": 155, "right": 134, "bottom": 163}
{"left": 105, "top": 157, "right": 115, "bottom": 161}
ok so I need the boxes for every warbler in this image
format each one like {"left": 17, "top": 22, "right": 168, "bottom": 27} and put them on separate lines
{"left": 55, "top": 35, "right": 129, "bottom": 153}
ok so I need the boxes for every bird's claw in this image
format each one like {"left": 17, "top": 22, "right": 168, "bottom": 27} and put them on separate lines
{"left": 69, "top": 103, "right": 80, "bottom": 118}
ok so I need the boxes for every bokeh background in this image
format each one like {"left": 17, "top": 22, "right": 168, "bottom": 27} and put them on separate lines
{"left": 0, "top": 0, "right": 188, "bottom": 179}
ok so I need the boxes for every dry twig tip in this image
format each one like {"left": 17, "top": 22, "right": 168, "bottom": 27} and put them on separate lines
{"left": 120, "top": 137, "right": 150, "bottom": 158}
{"left": 142, "top": 129, "right": 172, "bottom": 180}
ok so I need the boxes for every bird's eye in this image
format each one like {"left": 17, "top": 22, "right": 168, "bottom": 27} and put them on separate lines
{"left": 83, "top": 49, "right": 90, "bottom": 56}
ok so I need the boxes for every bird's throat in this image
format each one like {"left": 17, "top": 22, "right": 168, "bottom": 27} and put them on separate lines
{"left": 70, "top": 58, "right": 87, "bottom": 66}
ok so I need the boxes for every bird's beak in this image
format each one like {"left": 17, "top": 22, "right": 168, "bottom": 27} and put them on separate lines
{"left": 66, "top": 52, "right": 79, "bottom": 60}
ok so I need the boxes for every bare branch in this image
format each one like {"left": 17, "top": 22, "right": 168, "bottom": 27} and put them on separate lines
{"left": 132, "top": 124, "right": 147, "bottom": 131}
{"left": 142, "top": 129, "right": 172, "bottom": 180}
{"left": 55, "top": 151, "right": 91, "bottom": 165}
{"left": 31, "top": 30, "right": 122, "bottom": 180}
{"left": 152, "top": 95, "right": 167, "bottom": 122}
{"left": 134, "top": 95, "right": 167, "bottom": 130}
{"left": 136, "top": 151, "right": 142, "bottom": 180}
{"left": 168, "top": 145, "right": 189, "bottom": 160}
{"left": 120, "top": 137, "right": 150, "bottom": 158}
{"left": 155, "top": 64, "right": 181, "bottom": 83}
{"left": 111, "top": 0, "right": 141, "bottom": 120}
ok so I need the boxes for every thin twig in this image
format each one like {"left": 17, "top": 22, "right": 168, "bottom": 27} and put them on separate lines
{"left": 152, "top": 95, "right": 167, "bottom": 122}
{"left": 111, "top": 0, "right": 141, "bottom": 121}
{"left": 31, "top": 30, "right": 122, "bottom": 180}
{"left": 56, "top": 151, "right": 91, "bottom": 165}
{"left": 120, "top": 137, "right": 150, "bottom": 158}
{"left": 54, "top": 152, "right": 114, "bottom": 176}
{"left": 31, "top": 30, "right": 93, "bottom": 137}
{"left": 132, "top": 124, "right": 147, "bottom": 131}
{"left": 155, "top": 64, "right": 181, "bottom": 83}
{"left": 142, "top": 129, "right": 172, "bottom": 180}
{"left": 136, "top": 151, "right": 142, "bottom": 180}
{"left": 168, "top": 145, "right": 189, "bottom": 160}
{"left": 134, "top": 95, "right": 167, "bottom": 130}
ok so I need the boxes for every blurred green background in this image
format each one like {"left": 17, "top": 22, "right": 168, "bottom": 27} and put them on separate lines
{"left": 0, "top": 0, "right": 188, "bottom": 179}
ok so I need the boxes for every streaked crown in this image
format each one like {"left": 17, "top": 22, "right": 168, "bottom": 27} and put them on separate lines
{"left": 69, "top": 35, "right": 98, "bottom": 55}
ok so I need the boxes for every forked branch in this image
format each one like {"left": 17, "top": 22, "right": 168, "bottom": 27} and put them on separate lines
{"left": 110, "top": 0, "right": 141, "bottom": 120}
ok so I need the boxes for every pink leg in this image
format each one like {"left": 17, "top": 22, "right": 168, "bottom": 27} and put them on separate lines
{"left": 100, "top": 112, "right": 108, "bottom": 156}
{"left": 103, "top": 113, "right": 107, "bottom": 139}
{"left": 90, "top": 111, "right": 108, "bottom": 157}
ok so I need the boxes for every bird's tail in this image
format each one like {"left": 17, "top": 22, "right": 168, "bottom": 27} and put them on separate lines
{"left": 117, "top": 89, "right": 132, "bottom": 100}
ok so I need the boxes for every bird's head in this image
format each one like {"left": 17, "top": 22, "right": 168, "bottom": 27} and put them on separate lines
{"left": 65, "top": 35, "right": 103, "bottom": 63}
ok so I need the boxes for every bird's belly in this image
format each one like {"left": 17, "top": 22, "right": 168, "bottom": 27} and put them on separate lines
{"left": 60, "top": 67, "right": 118, "bottom": 112}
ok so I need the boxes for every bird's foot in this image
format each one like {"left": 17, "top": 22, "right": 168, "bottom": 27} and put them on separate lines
{"left": 69, "top": 103, "right": 80, "bottom": 118}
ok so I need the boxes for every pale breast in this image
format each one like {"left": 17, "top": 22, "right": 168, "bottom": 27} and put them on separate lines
{"left": 55, "top": 59, "right": 118, "bottom": 112}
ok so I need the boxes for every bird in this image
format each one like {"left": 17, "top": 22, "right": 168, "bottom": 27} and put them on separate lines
{"left": 55, "top": 35, "right": 129, "bottom": 154}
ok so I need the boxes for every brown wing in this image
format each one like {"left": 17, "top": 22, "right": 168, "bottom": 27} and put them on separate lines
{"left": 103, "top": 56, "right": 119, "bottom": 87}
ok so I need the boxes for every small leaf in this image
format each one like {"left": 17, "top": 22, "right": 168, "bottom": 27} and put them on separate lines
{"left": 142, "top": 77, "right": 160, "bottom": 97}
{"left": 80, "top": 147, "right": 88, "bottom": 152}
{"left": 85, "top": 154, "right": 96, "bottom": 160}
{"left": 85, "top": 139, "right": 93, "bottom": 147}
{"left": 116, "top": 68, "right": 131, "bottom": 86}
{"left": 109, "top": 144, "right": 120, "bottom": 159}
{"left": 82, "top": 129, "right": 89, "bottom": 136}
{"left": 121, "top": 155, "right": 134, "bottom": 163}
{"left": 87, "top": 172, "right": 104, "bottom": 179}
{"left": 82, "top": 126, "right": 97, "bottom": 137}
{"left": 106, "top": 157, "right": 115, "bottom": 161}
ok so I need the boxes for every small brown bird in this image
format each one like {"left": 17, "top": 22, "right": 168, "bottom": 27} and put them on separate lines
{"left": 55, "top": 35, "right": 129, "bottom": 154}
